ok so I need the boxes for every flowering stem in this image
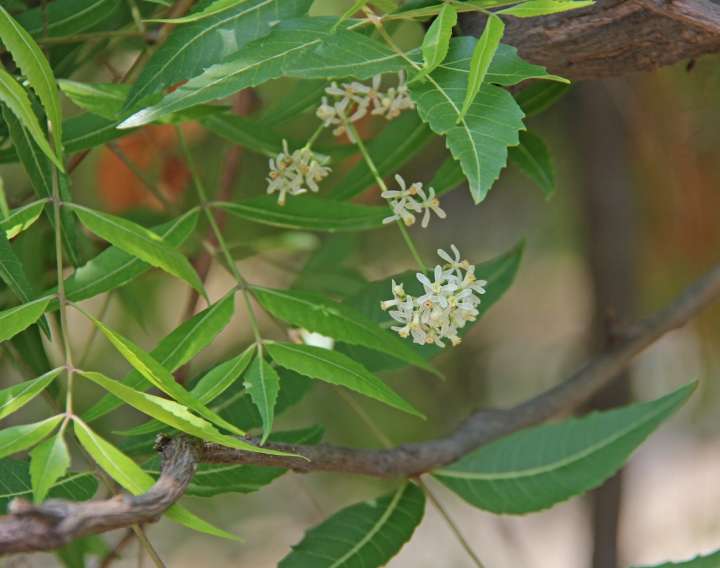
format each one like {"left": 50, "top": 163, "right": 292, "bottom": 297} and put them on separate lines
{"left": 175, "top": 126, "right": 264, "bottom": 346}
{"left": 303, "top": 124, "right": 325, "bottom": 151}
{"left": 340, "top": 117, "right": 428, "bottom": 271}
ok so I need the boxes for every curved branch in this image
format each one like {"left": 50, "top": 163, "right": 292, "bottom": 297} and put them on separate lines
{"left": 0, "top": 436, "right": 197, "bottom": 554}
{"left": 3, "top": 263, "right": 720, "bottom": 553}
{"left": 460, "top": 0, "right": 720, "bottom": 80}
{"left": 202, "top": 262, "right": 720, "bottom": 476}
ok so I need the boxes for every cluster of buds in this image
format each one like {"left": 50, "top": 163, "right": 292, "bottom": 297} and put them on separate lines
{"left": 316, "top": 72, "right": 415, "bottom": 140}
{"left": 381, "top": 246, "right": 487, "bottom": 348}
{"left": 266, "top": 140, "right": 331, "bottom": 205}
{"left": 382, "top": 174, "right": 446, "bottom": 228}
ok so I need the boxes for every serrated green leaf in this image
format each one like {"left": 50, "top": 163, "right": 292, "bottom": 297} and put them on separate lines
{"left": 339, "top": 242, "right": 523, "bottom": 371}
{"left": 0, "top": 296, "right": 51, "bottom": 343}
{"left": 119, "top": 347, "right": 256, "bottom": 437}
{"left": 83, "top": 292, "right": 233, "bottom": 421}
{"left": 85, "top": 316, "right": 248, "bottom": 437}
{"left": 498, "top": 0, "right": 593, "bottom": 17}
{"left": 508, "top": 130, "right": 554, "bottom": 198}
{"left": 280, "top": 483, "right": 425, "bottom": 567}
{"left": 216, "top": 196, "right": 388, "bottom": 232}
{"left": 0, "top": 459, "right": 97, "bottom": 513}
{"left": 1, "top": 200, "right": 45, "bottom": 240}
{"left": 0, "top": 69, "right": 62, "bottom": 170}
{"left": 58, "top": 80, "right": 129, "bottom": 120}
{"left": 459, "top": 14, "right": 504, "bottom": 120}
{"left": 632, "top": 550, "right": 720, "bottom": 568}
{"left": 62, "top": 210, "right": 199, "bottom": 305}
{"left": 434, "top": 382, "right": 696, "bottom": 514}
{"left": 73, "top": 419, "right": 241, "bottom": 541}
{"left": 0, "top": 228, "right": 38, "bottom": 307}
{"left": 416, "top": 3, "right": 457, "bottom": 81}
{"left": 0, "top": 5, "right": 63, "bottom": 157}
{"left": 411, "top": 60, "right": 523, "bottom": 204}
{"left": 29, "top": 430, "right": 70, "bottom": 502}
{"left": 0, "top": 414, "right": 63, "bottom": 459}
{"left": 126, "top": 0, "right": 313, "bottom": 109}
{"left": 78, "top": 371, "right": 285, "bottom": 455}
{"left": 68, "top": 204, "right": 206, "bottom": 298}
{"left": 252, "top": 286, "right": 439, "bottom": 375}
{"left": 16, "top": 0, "right": 123, "bottom": 38}
{"left": 266, "top": 341, "right": 423, "bottom": 418}
{"left": 1, "top": 107, "right": 80, "bottom": 265}
{"left": 241, "top": 355, "right": 278, "bottom": 444}
{"left": 328, "top": 113, "right": 433, "bottom": 200}
{"left": 0, "top": 367, "right": 63, "bottom": 421}
{"left": 119, "top": 17, "right": 408, "bottom": 128}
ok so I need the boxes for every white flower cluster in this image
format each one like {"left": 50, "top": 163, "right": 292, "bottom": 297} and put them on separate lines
{"left": 316, "top": 72, "right": 415, "bottom": 139}
{"left": 382, "top": 174, "right": 446, "bottom": 228}
{"left": 266, "top": 140, "right": 331, "bottom": 205}
{"left": 381, "top": 246, "right": 487, "bottom": 348}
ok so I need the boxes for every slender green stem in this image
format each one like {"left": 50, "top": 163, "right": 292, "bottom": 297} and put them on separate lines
{"left": 131, "top": 524, "right": 165, "bottom": 568}
{"left": 340, "top": 116, "right": 427, "bottom": 271}
{"left": 303, "top": 123, "right": 326, "bottom": 151}
{"left": 418, "top": 478, "right": 486, "bottom": 568}
{"left": 175, "top": 126, "right": 264, "bottom": 345}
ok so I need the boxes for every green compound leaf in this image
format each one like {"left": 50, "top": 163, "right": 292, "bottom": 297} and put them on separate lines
{"left": 216, "top": 196, "right": 388, "bottom": 232}
{"left": 78, "top": 371, "right": 285, "bottom": 456}
{"left": 29, "top": 430, "right": 70, "bottom": 503}
{"left": 119, "top": 17, "right": 408, "bottom": 128}
{"left": 252, "top": 286, "right": 439, "bottom": 376}
{"left": 0, "top": 459, "right": 97, "bottom": 513}
{"left": 242, "top": 354, "right": 279, "bottom": 445}
{"left": 0, "top": 415, "right": 63, "bottom": 459}
{"left": 126, "top": 0, "right": 314, "bottom": 109}
{"left": 0, "top": 367, "right": 63, "bottom": 421}
{"left": 0, "top": 5, "right": 64, "bottom": 158}
{"left": 73, "top": 419, "right": 241, "bottom": 541}
{"left": 0, "top": 297, "right": 52, "bottom": 343}
{"left": 85, "top": 315, "right": 247, "bottom": 437}
{"left": 0, "top": 68, "right": 62, "bottom": 170}
{"left": 632, "top": 550, "right": 720, "bottom": 568}
{"left": 119, "top": 347, "right": 255, "bottom": 437}
{"left": 433, "top": 383, "right": 696, "bottom": 514}
{"left": 266, "top": 342, "right": 424, "bottom": 419}
{"left": 68, "top": 205, "right": 206, "bottom": 299}
{"left": 508, "top": 130, "right": 555, "bottom": 198}
{"left": 62, "top": 210, "right": 199, "bottom": 305}
{"left": 83, "top": 293, "right": 233, "bottom": 421}
{"left": 1, "top": 107, "right": 80, "bottom": 265}
{"left": 279, "top": 483, "right": 425, "bottom": 568}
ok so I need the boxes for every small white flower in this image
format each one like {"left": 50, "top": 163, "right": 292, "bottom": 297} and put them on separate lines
{"left": 266, "top": 140, "right": 331, "bottom": 205}
{"left": 316, "top": 72, "right": 416, "bottom": 138}
{"left": 380, "top": 246, "right": 486, "bottom": 348}
{"left": 381, "top": 175, "right": 445, "bottom": 228}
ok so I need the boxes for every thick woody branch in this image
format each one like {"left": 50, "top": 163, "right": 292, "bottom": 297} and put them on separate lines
{"left": 202, "top": 262, "right": 720, "bottom": 476}
{"left": 0, "top": 436, "right": 197, "bottom": 554}
{"left": 460, "top": 0, "right": 720, "bottom": 80}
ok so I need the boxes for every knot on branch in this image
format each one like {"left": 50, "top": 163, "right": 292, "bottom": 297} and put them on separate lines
{"left": 0, "top": 436, "right": 197, "bottom": 555}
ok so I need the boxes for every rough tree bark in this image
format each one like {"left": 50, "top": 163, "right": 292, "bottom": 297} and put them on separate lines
{"left": 460, "top": 0, "right": 720, "bottom": 80}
